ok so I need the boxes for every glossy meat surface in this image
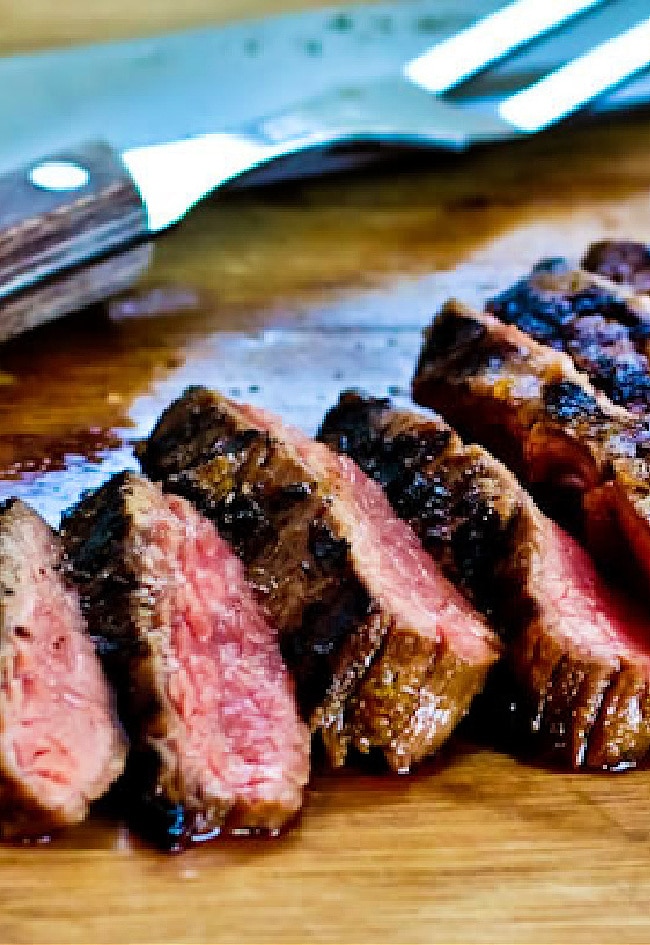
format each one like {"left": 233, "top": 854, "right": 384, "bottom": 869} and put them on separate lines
{"left": 320, "top": 392, "right": 650, "bottom": 769}
{"left": 487, "top": 262, "right": 650, "bottom": 414}
{"left": 62, "top": 473, "right": 309, "bottom": 848}
{"left": 139, "top": 388, "right": 499, "bottom": 773}
{"left": 0, "top": 500, "right": 125, "bottom": 838}
{"left": 413, "top": 303, "right": 650, "bottom": 591}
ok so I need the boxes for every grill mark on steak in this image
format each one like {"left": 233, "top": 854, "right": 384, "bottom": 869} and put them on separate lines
{"left": 486, "top": 263, "right": 650, "bottom": 414}
{"left": 138, "top": 388, "right": 499, "bottom": 773}
{"left": 0, "top": 500, "right": 126, "bottom": 838}
{"left": 543, "top": 381, "right": 600, "bottom": 422}
{"left": 319, "top": 391, "right": 650, "bottom": 770}
{"left": 319, "top": 392, "right": 514, "bottom": 618}
{"left": 412, "top": 302, "right": 650, "bottom": 591}
{"left": 62, "top": 472, "right": 309, "bottom": 849}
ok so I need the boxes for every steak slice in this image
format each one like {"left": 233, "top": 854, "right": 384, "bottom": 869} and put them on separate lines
{"left": 319, "top": 391, "right": 650, "bottom": 770}
{"left": 62, "top": 473, "right": 309, "bottom": 849}
{"left": 138, "top": 388, "right": 499, "bottom": 773}
{"left": 0, "top": 499, "right": 126, "bottom": 838}
{"left": 318, "top": 392, "right": 517, "bottom": 617}
{"left": 583, "top": 240, "right": 650, "bottom": 293}
{"left": 412, "top": 302, "right": 650, "bottom": 589}
{"left": 486, "top": 260, "right": 650, "bottom": 414}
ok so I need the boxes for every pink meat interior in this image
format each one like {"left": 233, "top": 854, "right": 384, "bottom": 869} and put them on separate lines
{"left": 133, "top": 484, "right": 309, "bottom": 822}
{"left": 1, "top": 512, "right": 121, "bottom": 819}
{"left": 237, "top": 403, "right": 650, "bottom": 672}
{"left": 539, "top": 518, "right": 650, "bottom": 669}
{"left": 236, "top": 402, "right": 497, "bottom": 664}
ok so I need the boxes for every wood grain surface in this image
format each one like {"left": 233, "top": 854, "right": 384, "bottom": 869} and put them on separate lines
{"left": 3, "top": 3, "right": 650, "bottom": 944}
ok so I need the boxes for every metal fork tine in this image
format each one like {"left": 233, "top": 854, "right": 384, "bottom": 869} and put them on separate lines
{"left": 134, "top": 0, "right": 650, "bottom": 218}
{"left": 499, "top": 14, "right": 650, "bottom": 132}
{"left": 405, "top": 0, "right": 605, "bottom": 95}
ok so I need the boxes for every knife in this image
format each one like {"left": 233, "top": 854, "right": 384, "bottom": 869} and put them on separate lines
{"left": 2, "top": 0, "right": 650, "bottom": 344}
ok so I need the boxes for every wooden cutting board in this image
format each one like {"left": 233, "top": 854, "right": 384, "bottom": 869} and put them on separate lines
{"left": 4, "top": 5, "right": 650, "bottom": 943}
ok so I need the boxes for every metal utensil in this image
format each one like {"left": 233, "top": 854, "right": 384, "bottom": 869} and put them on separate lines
{"left": 2, "top": 0, "right": 650, "bottom": 341}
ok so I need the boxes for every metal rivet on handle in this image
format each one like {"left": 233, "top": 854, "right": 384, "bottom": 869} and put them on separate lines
{"left": 29, "top": 161, "right": 90, "bottom": 192}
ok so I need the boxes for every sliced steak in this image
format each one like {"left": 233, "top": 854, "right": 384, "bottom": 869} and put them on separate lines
{"left": 412, "top": 302, "right": 650, "bottom": 590}
{"left": 583, "top": 240, "right": 650, "bottom": 293}
{"left": 0, "top": 499, "right": 126, "bottom": 838}
{"left": 319, "top": 391, "right": 650, "bottom": 770}
{"left": 138, "top": 388, "right": 499, "bottom": 773}
{"left": 486, "top": 261, "right": 650, "bottom": 414}
{"left": 318, "top": 392, "right": 517, "bottom": 617}
{"left": 62, "top": 473, "right": 309, "bottom": 849}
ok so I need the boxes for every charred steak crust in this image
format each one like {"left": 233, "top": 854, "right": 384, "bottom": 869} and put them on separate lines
{"left": 413, "top": 302, "right": 650, "bottom": 589}
{"left": 318, "top": 391, "right": 518, "bottom": 617}
{"left": 62, "top": 473, "right": 204, "bottom": 848}
{"left": 583, "top": 240, "right": 650, "bottom": 293}
{"left": 319, "top": 392, "right": 650, "bottom": 771}
{"left": 62, "top": 472, "right": 309, "bottom": 848}
{"left": 139, "top": 388, "right": 376, "bottom": 719}
{"left": 486, "top": 261, "right": 650, "bottom": 413}
{"left": 138, "top": 388, "right": 499, "bottom": 773}
{"left": 0, "top": 499, "right": 126, "bottom": 838}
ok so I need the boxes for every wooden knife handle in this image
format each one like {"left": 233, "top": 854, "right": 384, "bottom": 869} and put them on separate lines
{"left": 0, "top": 140, "right": 148, "bottom": 313}
{"left": 0, "top": 243, "right": 153, "bottom": 345}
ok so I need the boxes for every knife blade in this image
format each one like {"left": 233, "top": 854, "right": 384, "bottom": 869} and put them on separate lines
{"left": 1, "top": 0, "right": 649, "bottom": 344}
{"left": 0, "top": 1, "right": 494, "bottom": 174}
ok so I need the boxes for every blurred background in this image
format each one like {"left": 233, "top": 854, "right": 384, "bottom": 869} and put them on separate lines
{"left": 0, "top": 0, "right": 339, "bottom": 51}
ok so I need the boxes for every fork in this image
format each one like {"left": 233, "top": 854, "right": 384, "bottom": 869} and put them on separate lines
{"left": 5, "top": 0, "right": 650, "bottom": 342}
{"left": 125, "top": 0, "right": 650, "bottom": 230}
